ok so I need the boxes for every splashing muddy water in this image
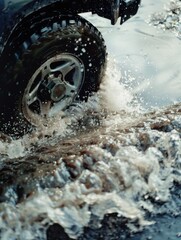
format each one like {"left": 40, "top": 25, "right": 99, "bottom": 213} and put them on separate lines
{"left": 0, "top": 57, "right": 181, "bottom": 240}
{"left": 1, "top": 0, "right": 181, "bottom": 239}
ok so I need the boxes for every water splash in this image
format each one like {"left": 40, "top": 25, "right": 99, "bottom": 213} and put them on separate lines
{"left": 0, "top": 57, "right": 180, "bottom": 239}
{"left": 99, "top": 57, "right": 140, "bottom": 113}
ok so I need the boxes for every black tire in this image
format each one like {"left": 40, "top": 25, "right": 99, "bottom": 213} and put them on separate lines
{"left": 0, "top": 15, "right": 106, "bottom": 137}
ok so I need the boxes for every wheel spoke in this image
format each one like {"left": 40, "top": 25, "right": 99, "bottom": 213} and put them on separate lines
{"left": 27, "top": 82, "right": 41, "bottom": 105}
{"left": 64, "top": 82, "right": 77, "bottom": 97}
{"left": 39, "top": 101, "right": 51, "bottom": 117}
{"left": 52, "top": 61, "right": 76, "bottom": 79}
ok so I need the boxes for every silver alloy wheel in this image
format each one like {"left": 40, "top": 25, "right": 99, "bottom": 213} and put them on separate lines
{"left": 22, "top": 53, "right": 85, "bottom": 125}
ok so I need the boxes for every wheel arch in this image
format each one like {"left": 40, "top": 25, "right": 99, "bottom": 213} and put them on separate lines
{"left": 0, "top": 0, "right": 95, "bottom": 59}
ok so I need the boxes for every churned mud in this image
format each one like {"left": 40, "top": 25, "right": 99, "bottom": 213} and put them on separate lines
{"left": 0, "top": 103, "right": 180, "bottom": 240}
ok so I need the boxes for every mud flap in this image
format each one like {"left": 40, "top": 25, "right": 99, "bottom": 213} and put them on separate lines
{"left": 111, "top": 0, "right": 120, "bottom": 25}
{"left": 120, "top": 0, "right": 141, "bottom": 24}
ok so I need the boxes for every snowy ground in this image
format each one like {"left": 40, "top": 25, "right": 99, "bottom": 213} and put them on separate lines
{"left": 82, "top": 0, "right": 181, "bottom": 108}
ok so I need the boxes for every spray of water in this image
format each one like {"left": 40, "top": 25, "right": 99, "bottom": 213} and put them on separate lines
{"left": 0, "top": 57, "right": 180, "bottom": 240}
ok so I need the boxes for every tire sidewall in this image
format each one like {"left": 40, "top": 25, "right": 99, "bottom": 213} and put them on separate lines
{"left": 0, "top": 18, "right": 106, "bottom": 136}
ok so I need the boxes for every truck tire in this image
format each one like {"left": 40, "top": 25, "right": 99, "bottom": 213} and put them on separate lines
{"left": 0, "top": 15, "right": 106, "bottom": 137}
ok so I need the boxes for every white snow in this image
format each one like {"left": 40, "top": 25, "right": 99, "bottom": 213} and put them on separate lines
{"left": 82, "top": 0, "right": 181, "bottom": 108}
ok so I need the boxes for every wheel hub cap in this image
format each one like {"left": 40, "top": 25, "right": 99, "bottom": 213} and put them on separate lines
{"left": 22, "top": 53, "right": 85, "bottom": 125}
{"left": 51, "top": 83, "right": 66, "bottom": 102}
